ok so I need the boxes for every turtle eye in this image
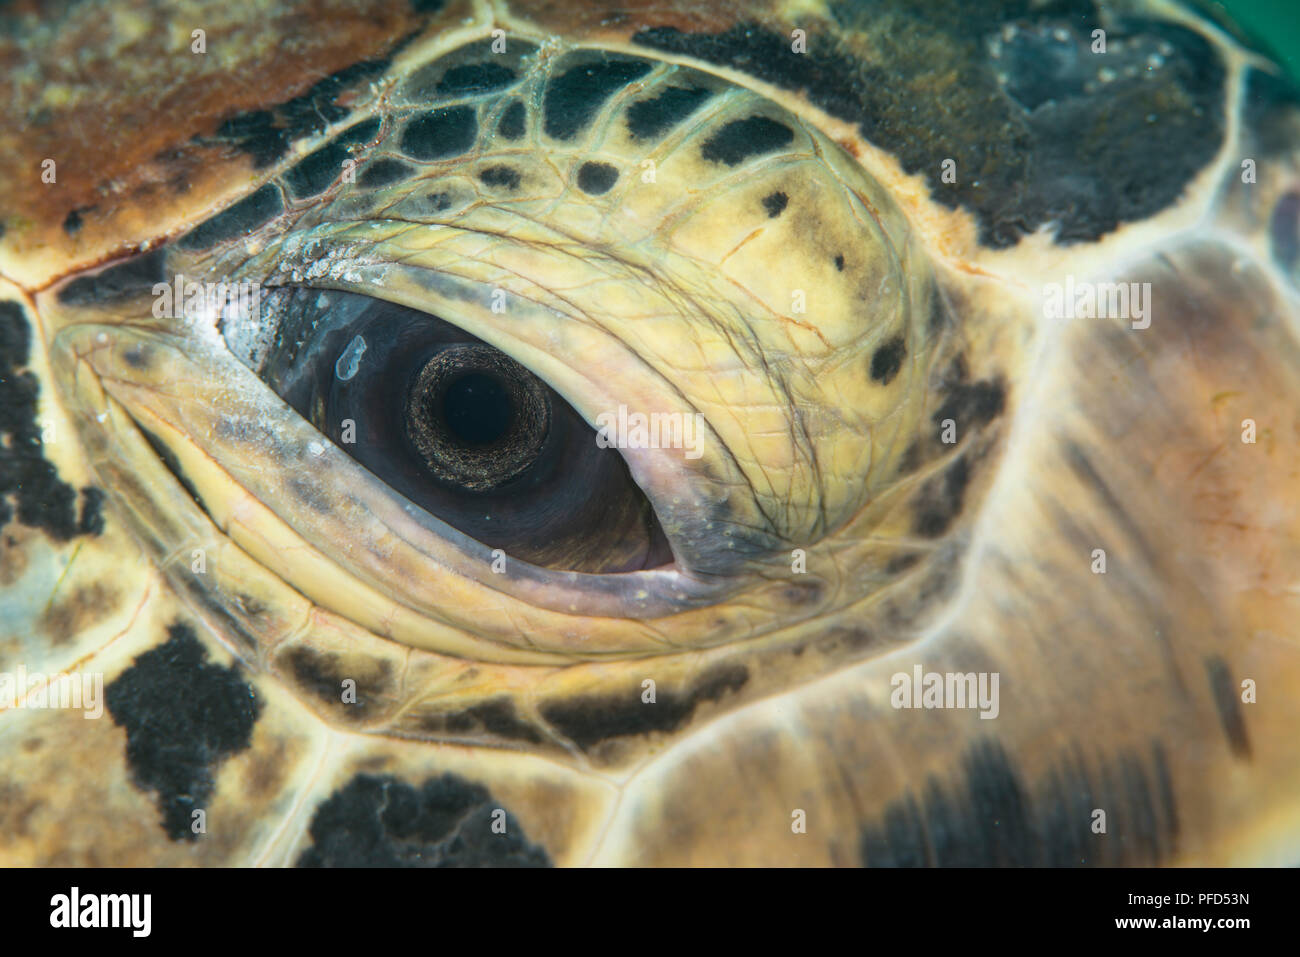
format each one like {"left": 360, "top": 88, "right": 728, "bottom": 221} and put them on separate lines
{"left": 226, "top": 287, "right": 673, "bottom": 574}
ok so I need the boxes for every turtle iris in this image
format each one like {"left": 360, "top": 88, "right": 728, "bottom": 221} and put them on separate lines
{"left": 404, "top": 345, "right": 550, "bottom": 491}
{"left": 229, "top": 287, "right": 672, "bottom": 574}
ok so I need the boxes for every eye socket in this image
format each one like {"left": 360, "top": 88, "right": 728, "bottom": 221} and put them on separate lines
{"left": 228, "top": 287, "right": 673, "bottom": 574}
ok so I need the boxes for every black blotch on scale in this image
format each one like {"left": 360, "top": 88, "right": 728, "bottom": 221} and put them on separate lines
{"left": 358, "top": 158, "right": 415, "bottom": 189}
{"left": 63, "top": 206, "right": 92, "bottom": 235}
{"left": 420, "top": 699, "right": 544, "bottom": 745}
{"left": 870, "top": 335, "right": 907, "bottom": 384}
{"left": 576, "top": 162, "right": 618, "bottom": 195}
{"left": 297, "top": 773, "right": 551, "bottom": 867}
{"left": 0, "top": 302, "right": 104, "bottom": 540}
{"left": 543, "top": 56, "right": 653, "bottom": 140}
{"left": 401, "top": 106, "right": 478, "bottom": 160}
{"left": 176, "top": 184, "right": 284, "bottom": 250}
{"left": 212, "top": 110, "right": 286, "bottom": 169}
{"left": 105, "top": 622, "right": 262, "bottom": 841}
{"left": 933, "top": 378, "right": 1005, "bottom": 436}
{"left": 834, "top": 254, "right": 845, "bottom": 271}
{"left": 701, "top": 116, "right": 794, "bottom": 166}
{"left": 58, "top": 249, "right": 167, "bottom": 306}
{"left": 540, "top": 664, "right": 748, "bottom": 750}
{"left": 912, "top": 456, "right": 971, "bottom": 538}
{"left": 497, "top": 100, "right": 526, "bottom": 140}
{"left": 1205, "top": 656, "right": 1252, "bottom": 760}
{"left": 284, "top": 647, "right": 391, "bottom": 721}
{"left": 210, "top": 40, "right": 412, "bottom": 168}
{"left": 436, "top": 62, "right": 517, "bottom": 96}
{"left": 282, "top": 117, "right": 381, "bottom": 199}
{"left": 762, "top": 191, "right": 788, "bottom": 217}
{"left": 634, "top": 16, "right": 1225, "bottom": 248}
{"left": 479, "top": 165, "right": 521, "bottom": 190}
{"left": 625, "top": 85, "right": 714, "bottom": 140}
{"left": 860, "top": 740, "right": 1179, "bottom": 866}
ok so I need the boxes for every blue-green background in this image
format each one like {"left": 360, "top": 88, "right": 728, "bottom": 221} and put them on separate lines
{"left": 1216, "top": 0, "right": 1300, "bottom": 77}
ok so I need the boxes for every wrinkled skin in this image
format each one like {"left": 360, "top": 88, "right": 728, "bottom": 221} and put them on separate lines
{"left": 1, "top": 0, "right": 1299, "bottom": 866}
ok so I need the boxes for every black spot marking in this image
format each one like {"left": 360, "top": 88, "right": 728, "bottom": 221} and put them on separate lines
{"left": 422, "top": 699, "right": 544, "bottom": 744}
{"left": 635, "top": 15, "right": 1224, "bottom": 247}
{"left": 58, "top": 249, "right": 167, "bottom": 306}
{"left": 105, "top": 622, "right": 262, "bottom": 842}
{"left": 400, "top": 106, "right": 478, "bottom": 160}
{"left": 860, "top": 740, "right": 1179, "bottom": 866}
{"left": 762, "top": 190, "right": 788, "bottom": 217}
{"left": 543, "top": 56, "right": 653, "bottom": 140}
{"left": 575, "top": 161, "right": 618, "bottom": 195}
{"left": 996, "top": 21, "right": 1095, "bottom": 112}
{"left": 176, "top": 184, "right": 284, "bottom": 251}
{"left": 913, "top": 456, "right": 970, "bottom": 538}
{"left": 497, "top": 99, "right": 526, "bottom": 140}
{"left": 540, "top": 663, "right": 748, "bottom": 750}
{"left": 478, "top": 165, "right": 521, "bottom": 190}
{"left": 283, "top": 646, "right": 391, "bottom": 721}
{"left": 700, "top": 115, "right": 794, "bottom": 166}
{"left": 870, "top": 334, "right": 906, "bottom": 384}
{"left": 210, "top": 44, "right": 407, "bottom": 168}
{"left": 358, "top": 158, "right": 414, "bottom": 189}
{"left": 282, "top": 117, "right": 381, "bottom": 199}
{"left": 625, "top": 84, "right": 713, "bottom": 140}
{"left": 62, "top": 206, "right": 91, "bottom": 235}
{"left": 885, "top": 551, "right": 922, "bottom": 574}
{"left": 1205, "top": 656, "right": 1251, "bottom": 760}
{"left": 77, "top": 487, "right": 105, "bottom": 536}
{"left": 932, "top": 377, "right": 1005, "bottom": 436}
{"left": 212, "top": 110, "right": 287, "bottom": 169}
{"left": 437, "top": 62, "right": 517, "bottom": 96}
{"left": 409, "top": 0, "right": 446, "bottom": 11}
{"left": 426, "top": 191, "right": 454, "bottom": 212}
{"left": 834, "top": 253, "right": 845, "bottom": 271}
{"left": 297, "top": 773, "right": 551, "bottom": 867}
{"left": 0, "top": 302, "right": 104, "bottom": 540}
{"left": 1270, "top": 191, "right": 1300, "bottom": 273}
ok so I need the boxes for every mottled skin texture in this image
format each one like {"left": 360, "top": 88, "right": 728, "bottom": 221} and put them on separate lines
{"left": 1, "top": 0, "right": 1300, "bottom": 866}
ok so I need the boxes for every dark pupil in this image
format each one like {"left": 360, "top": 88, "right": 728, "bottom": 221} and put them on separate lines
{"left": 404, "top": 343, "right": 551, "bottom": 492}
{"left": 440, "top": 372, "right": 511, "bottom": 446}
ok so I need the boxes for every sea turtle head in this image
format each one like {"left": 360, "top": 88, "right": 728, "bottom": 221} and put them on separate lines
{"left": 36, "top": 31, "right": 1016, "bottom": 758}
